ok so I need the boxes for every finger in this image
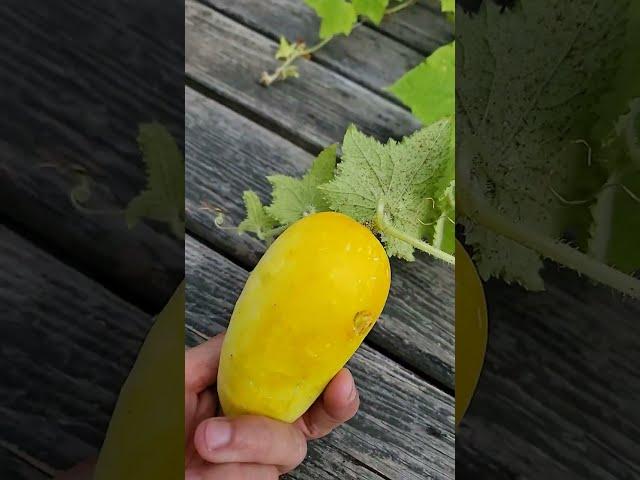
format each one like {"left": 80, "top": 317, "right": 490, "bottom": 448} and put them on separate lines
{"left": 186, "top": 391, "right": 198, "bottom": 441}
{"left": 186, "top": 388, "right": 218, "bottom": 464}
{"left": 195, "top": 389, "right": 218, "bottom": 425}
{"left": 186, "top": 463, "right": 279, "bottom": 480}
{"left": 193, "top": 416, "right": 307, "bottom": 473}
{"left": 296, "top": 368, "right": 360, "bottom": 439}
{"left": 185, "top": 333, "right": 225, "bottom": 393}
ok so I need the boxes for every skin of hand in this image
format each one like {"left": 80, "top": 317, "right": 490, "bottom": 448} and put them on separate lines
{"left": 185, "top": 333, "right": 361, "bottom": 480}
{"left": 53, "top": 457, "right": 97, "bottom": 480}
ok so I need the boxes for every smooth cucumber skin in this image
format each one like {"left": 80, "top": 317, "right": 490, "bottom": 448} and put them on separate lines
{"left": 94, "top": 281, "right": 184, "bottom": 480}
{"left": 218, "top": 212, "right": 391, "bottom": 423}
{"left": 455, "top": 240, "right": 487, "bottom": 426}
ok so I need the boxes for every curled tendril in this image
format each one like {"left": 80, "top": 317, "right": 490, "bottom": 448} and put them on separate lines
{"left": 572, "top": 139, "right": 592, "bottom": 166}
{"left": 550, "top": 180, "right": 640, "bottom": 206}
{"left": 549, "top": 186, "right": 592, "bottom": 206}
{"left": 70, "top": 173, "right": 92, "bottom": 207}
{"left": 36, "top": 161, "right": 122, "bottom": 215}
{"left": 621, "top": 184, "right": 640, "bottom": 203}
{"left": 200, "top": 201, "right": 240, "bottom": 231}
{"left": 214, "top": 212, "right": 226, "bottom": 227}
{"left": 417, "top": 219, "right": 436, "bottom": 226}
{"left": 417, "top": 197, "right": 438, "bottom": 226}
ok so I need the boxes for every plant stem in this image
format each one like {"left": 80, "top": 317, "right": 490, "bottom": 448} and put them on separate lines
{"left": 432, "top": 213, "right": 450, "bottom": 249}
{"left": 263, "top": 0, "right": 419, "bottom": 86}
{"left": 458, "top": 178, "right": 640, "bottom": 298}
{"left": 375, "top": 200, "right": 455, "bottom": 265}
{"left": 259, "top": 224, "right": 288, "bottom": 240}
{"left": 261, "top": 37, "right": 332, "bottom": 86}
{"left": 385, "top": 0, "right": 418, "bottom": 15}
{"left": 304, "top": 38, "right": 333, "bottom": 55}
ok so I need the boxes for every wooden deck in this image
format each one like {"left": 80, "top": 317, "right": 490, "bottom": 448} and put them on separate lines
{"left": 184, "top": 0, "right": 455, "bottom": 478}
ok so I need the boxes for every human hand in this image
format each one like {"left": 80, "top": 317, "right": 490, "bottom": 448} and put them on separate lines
{"left": 185, "top": 332, "right": 360, "bottom": 479}
{"left": 53, "top": 457, "right": 96, "bottom": 480}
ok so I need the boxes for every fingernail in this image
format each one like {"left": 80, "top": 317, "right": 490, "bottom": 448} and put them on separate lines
{"left": 185, "top": 470, "right": 202, "bottom": 480}
{"left": 205, "top": 418, "right": 232, "bottom": 451}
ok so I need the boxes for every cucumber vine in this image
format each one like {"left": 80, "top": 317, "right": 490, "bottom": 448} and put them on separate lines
{"left": 59, "top": 123, "right": 185, "bottom": 239}
{"left": 260, "top": 0, "right": 451, "bottom": 87}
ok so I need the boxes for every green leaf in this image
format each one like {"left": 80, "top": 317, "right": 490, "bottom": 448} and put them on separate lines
{"left": 266, "top": 144, "right": 337, "bottom": 224}
{"left": 125, "top": 123, "right": 185, "bottom": 239}
{"left": 389, "top": 42, "right": 455, "bottom": 125}
{"left": 353, "top": 0, "right": 389, "bottom": 24}
{"left": 280, "top": 66, "right": 300, "bottom": 80}
{"left": 457, "top": 0, "right": 630, "bottom": 290}
{"left": 441, "top": 0, "right": 454, "bottom": 14}
{"left": 275, "top": 36, "right": 297, "bottom": 60}
{"left": 305, "top": 0, "right": 358, "bottom": 39}
{"left": 590, "top": 0, "right": 640, "bottom": 144}
{"left": 238, "top": 191, "right": 277, "bottom": 240}
{"left": 321, "top": 120, "right": 454, "bottom": 260}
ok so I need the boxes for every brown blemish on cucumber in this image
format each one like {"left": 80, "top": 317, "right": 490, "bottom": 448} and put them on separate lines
{"left": 353, "top": 311, "right": 373, "bottom": 335}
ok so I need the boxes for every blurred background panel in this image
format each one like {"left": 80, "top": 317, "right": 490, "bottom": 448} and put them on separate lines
{"left": 456, "top": 1, "right": 640, "bottom": 478}
{"left": 0, "top": 0, "right": 184, "bottom": 476}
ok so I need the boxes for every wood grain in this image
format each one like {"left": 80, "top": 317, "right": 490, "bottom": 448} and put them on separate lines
{"left": 185, "top": 87, "right": 454, "bottom": 387}
{"left": 185, "top": 234, "right": 455, "bottom": 479}
{"left": 0, "top": 225, "right": 151, "bottom": 470}
{"left": 1, "top": 445, "right": 51, "bottom": 480}
{"left": 198, "top": 0, "right": 449, "bottom": 99}
{"left": 0, "top": 0, "right": 183, "bottom": 312}
{"left": 374, "top": 0, "right": 453, "bottom": 55}
{"left": 186, "top": 0, "right": 421, "bottom": 151}
{"left": 457, "top": 268, "right": 640, "bottom": 479}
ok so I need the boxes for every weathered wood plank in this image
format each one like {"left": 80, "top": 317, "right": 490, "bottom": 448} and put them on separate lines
{"left": 186, "top": 0, "right": 421, "bottom": 150}
{"left": 0, "top": 445, "right": 51, "bottom": 480}
{"left": 0, "top": 225, "right": 151, "bottom": 470}
{"left": 375, "top": 0, "right": 453, "bottom": 55}
{"left": 457, "top": 269, "right": 640, "bottom": 479}
{"left": 0, "top": 0, "right": 183, "bottom": 311}
{"left": 289, "top": 440, "right": 386, "bottom": 480}
{"left": 185, "top": 234, "right": 455, "bottom": 479}
{"left": 199, "top": 0, "right": 448, "bottom": 97}
{"left": 186, "top": 87, "right": 454, "bottom": 387}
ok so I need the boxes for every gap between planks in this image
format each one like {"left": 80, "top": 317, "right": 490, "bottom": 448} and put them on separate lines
{"left": 0, "top": 213, "right": 159, "bottom": 317}
{"left": 184, "top": 75, "right": 321, "bottom": 156}
{"left": 194, "top": 0, "right": 418, "bottom": 107}
{"left": 1, "top": 440, "right": 55, "bottom": 478}
{"left": 366, "top": 2, "right": 445, "bottom": 56}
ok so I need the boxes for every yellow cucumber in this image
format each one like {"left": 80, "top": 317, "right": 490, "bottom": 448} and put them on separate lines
{"left": 94, "top": 281, "right": 184, "bottom": 480}
{"left": 455, "top": 240, "right": 488, "bottom": 426}
{"left": 218, "top": 212, "right": 391, "bottom": 423}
